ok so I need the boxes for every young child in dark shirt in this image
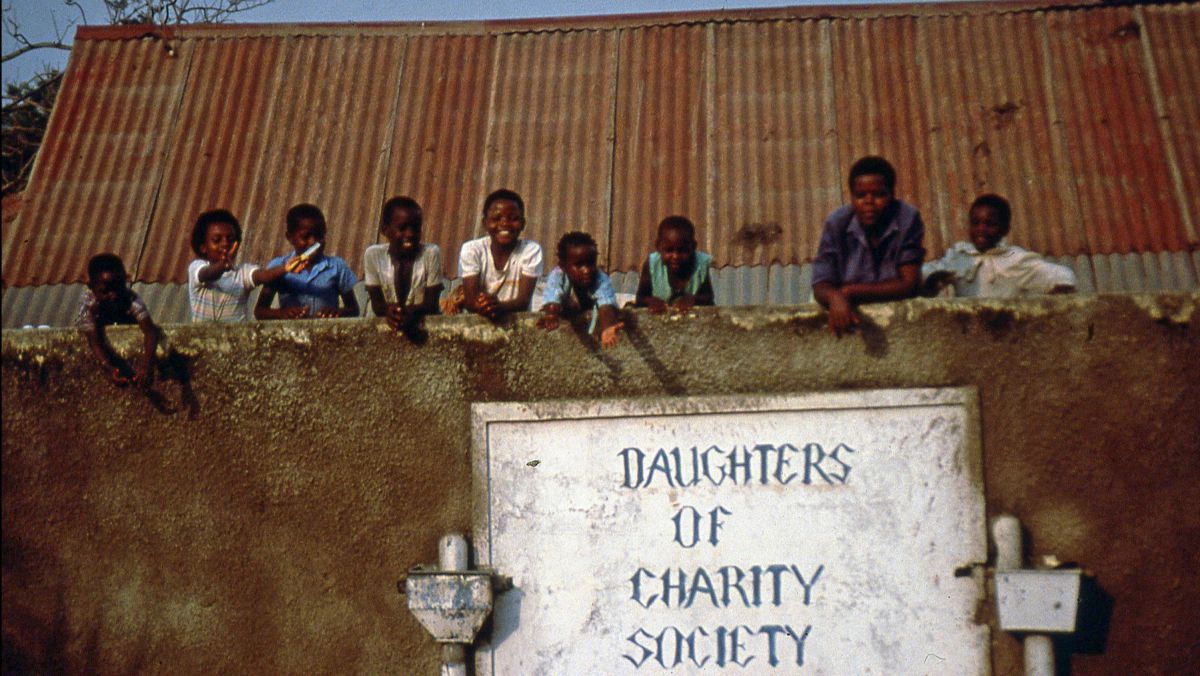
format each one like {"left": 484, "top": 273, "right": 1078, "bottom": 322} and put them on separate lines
{"left": 76, "top": 253, "right": 160, "bottom": 389}
{"left": 811, "top": 156, "right": 925, "bottom": 336}
{"left": 539, "top": 231, "right": 623, "bottom": 348}
{"left": 635, "top": 216, "right": 714, "bottom": 314}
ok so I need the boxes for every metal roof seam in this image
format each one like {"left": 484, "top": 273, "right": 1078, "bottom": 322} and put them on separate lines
{"left": 1135, "top": 5, "right": 1198, "bottom": 246}
{"left": 132, "top": 38, "right": 197, "bottom": 283}
{"left": 603, "top": 28, "right": 625, "bottom": 271}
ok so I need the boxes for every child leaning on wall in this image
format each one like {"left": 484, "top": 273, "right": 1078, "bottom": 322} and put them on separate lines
{"left": 635, "top": 215, "right": 715, "bottom": 314}
{"left": 450, "top": 188, "right": 543, "bottom": 320}
{"left": 363, "top": 196, "right": 443, "bottom": 334}
{"left": 922, "top": 193, "right": 1076, "bottom": 297}
{"left": 539, "top": 231, "right": 624, "bottom": 348}
{"left": 255, "top": 203, "right": 360, "bottom": 320}
{"left": 187, "top": 209, "right": 306, "bottom": 322}
{"left": 77, "top": 253, "right": 160, "bottom": 389}
{"left": 811, "top": 155, "right": 925, "bottom": 337}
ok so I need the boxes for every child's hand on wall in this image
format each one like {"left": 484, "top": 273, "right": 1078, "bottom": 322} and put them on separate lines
{"left": 671, "top": 295, "right": 697, "bottom": 315}
{"left": 921, "top": 270, "right": 954, "bottom": 297}
{"left": 313, "top": 308, "right": 343, "bottom": 319}
{"left": 538, "top": 305, "right": 561, "bottom": 331}
{"left": 279, "top": 306, "right": 310, "bottom": 319}
{"left": 825, "top": 292, "right": 860, "bottom": 337}
{"left": 384, "top": 303, "right": 407, "bottom": 330}
{"left": 644, "top": 297, "right": 668, "bottom": 315}
{"left": 476, "top": 293, "right": 500, "bottom": 319}
{"left": 600, "top": 321, "right": 624, "bottom": 348}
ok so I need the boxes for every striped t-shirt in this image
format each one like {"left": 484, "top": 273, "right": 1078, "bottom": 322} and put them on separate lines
{"left": 188, "top": 259, "right": 259, "bottom": 322}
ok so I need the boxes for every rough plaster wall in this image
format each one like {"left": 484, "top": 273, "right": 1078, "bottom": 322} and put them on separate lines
{"left": 3, "top": 295, "right": 1198, "bottom": 675}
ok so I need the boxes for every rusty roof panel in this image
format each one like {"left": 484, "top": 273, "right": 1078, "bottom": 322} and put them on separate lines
{"left": 6, "top": 2, "right": 1199, "bottom": 290}
{"left": 1140, "top": 4, "right": 1200, "bottom": 248}
{"left": 383, "top": 34, "right": 495, "bottom": 275}
{"left": 711, "top": 19, "right": 842, "bottom": 269}
{"left": 921, "top": 11, "right": 1091, "bottom": 257}
{"left": 830, "top": 15, "right": 950, "bottom": 255}
{"left": 479, "top": 30, "right": 619, "bottom": 268}
{"left": 2, "top": 38, "right": 194, "bottom": 285}
{"left": 609, "top": 24, "right": 710, "bottom": 273}
{"left": 1043, "top": 6, "right": 1188, "bottom": 254}
{"left": 139, "top": 35, "right": 407, "bottom": 283}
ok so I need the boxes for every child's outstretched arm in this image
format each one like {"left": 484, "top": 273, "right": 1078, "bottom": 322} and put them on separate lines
{"left": 83, "top": 325, "right": 134, "bottom": 386}
{"left": 813, "top": 281, "right": 860, "bottom": 337}
{"left": 136, "top": 315, "right": 161, "bottom": 390}
{"left": 634, "top": 261, "right": 667, "bottom": 314}
{"left": 596, "top": 305, "right": 624, "bottom": 348}
{"left": 838, "top": 264, "right": 921, "bottom": 303}
{"left": 251, "top": 257, "right": 306, "bottom": 287}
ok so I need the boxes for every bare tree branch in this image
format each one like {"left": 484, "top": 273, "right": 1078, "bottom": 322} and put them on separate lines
{"left": 2, "top": 41, "right": 72, "bottom": 63}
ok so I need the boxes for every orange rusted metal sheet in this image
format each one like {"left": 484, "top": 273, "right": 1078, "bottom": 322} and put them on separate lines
{"left": 382, "top": 33, "right": 497, "bottom": 277}
{"left": 4, "top": 1, "right": 1198, "bottom": 289}
{"left": 476, "top": 29, "right": 619, "bottom": 272}
{"left": 137, "top": 34, "right": 407, "bottom": 283}
{"left": 3, "top": 38, "right": 194, "bottom": 285}
{"left": 609, "top": 24, "right": 709, "bottom": 273}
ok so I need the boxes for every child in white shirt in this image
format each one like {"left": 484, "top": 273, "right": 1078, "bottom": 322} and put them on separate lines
{"left": 457, "top": 189, "right": 543, "bottom": 320}
{"left": 923, "top": 194, "right": 1076, "bottom": 298}
{"left": 364, "top": 196, "right": 443, "bottom": 333}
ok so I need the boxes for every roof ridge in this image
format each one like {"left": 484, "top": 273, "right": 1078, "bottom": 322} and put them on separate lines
{"left": 72, "top": 1, "right": 1191, "bottom": 41}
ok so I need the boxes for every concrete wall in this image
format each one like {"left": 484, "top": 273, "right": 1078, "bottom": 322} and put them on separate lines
{"left": 3, "top": 294, "right": 1197, "bottom": 675}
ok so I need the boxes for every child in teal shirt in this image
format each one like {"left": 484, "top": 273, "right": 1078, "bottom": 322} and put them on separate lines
{"left": 635, "top": 215, "right": 714, "bottom": 314}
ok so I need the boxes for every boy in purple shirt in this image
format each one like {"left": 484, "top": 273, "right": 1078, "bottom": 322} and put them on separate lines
{"left": 812, "top": 156, "right": 925, "bottom": 336}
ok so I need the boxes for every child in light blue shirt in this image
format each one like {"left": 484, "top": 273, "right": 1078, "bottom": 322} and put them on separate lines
{"left": 539, "top": 231, "right": 622, "bottom": 348}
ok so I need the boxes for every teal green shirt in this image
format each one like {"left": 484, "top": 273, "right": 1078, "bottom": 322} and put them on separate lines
{"left": 648, "top": 251, "right": 712, "bottom": 301}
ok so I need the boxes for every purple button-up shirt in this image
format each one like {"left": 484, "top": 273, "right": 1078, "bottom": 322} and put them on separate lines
{"left": 811, "top": 201, "right": 926, "bottom": 288}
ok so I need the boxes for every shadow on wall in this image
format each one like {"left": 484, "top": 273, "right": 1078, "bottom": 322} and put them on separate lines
{"left": 1056, "top": 575, "right": 1116, "bottom": 675}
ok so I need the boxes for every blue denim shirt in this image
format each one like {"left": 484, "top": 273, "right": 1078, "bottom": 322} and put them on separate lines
{"left": 265, "top": 253, "right": 358, "bottom": 313}
{"left": 811, "top": 201, "right": 926, "bottom": 287}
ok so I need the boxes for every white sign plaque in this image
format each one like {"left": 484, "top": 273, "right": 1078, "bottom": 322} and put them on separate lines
{"left": 472, "top": 389, "right": 988, "bottom": 674}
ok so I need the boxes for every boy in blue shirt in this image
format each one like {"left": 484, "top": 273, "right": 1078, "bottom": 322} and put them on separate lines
{"left": 539, "top": 231, "right": 623, "bottom": 348}
{"left": 256, "top": 203, "right": 360, "bottom": 319}
{"left": 812, "top": 156, "right": 925, "bottom": 337}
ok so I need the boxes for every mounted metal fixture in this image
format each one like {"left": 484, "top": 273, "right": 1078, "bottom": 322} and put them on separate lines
{"left": 992, "top": 515, "right": 1084, "bottom": 676}
{"left": 401, "top": 533, "right": 509, "bottom": 676}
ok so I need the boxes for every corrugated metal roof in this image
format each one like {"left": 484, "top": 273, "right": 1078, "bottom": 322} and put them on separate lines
{"left": 3, "top": 1, "right": 1197, "bottom": 288}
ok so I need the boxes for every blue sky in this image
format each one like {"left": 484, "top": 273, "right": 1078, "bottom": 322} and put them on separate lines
{"left": 3, "top": 0, "right": 906, "bottom": 91}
